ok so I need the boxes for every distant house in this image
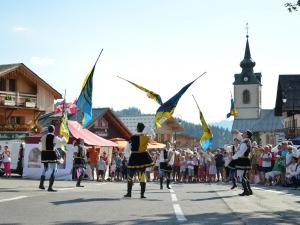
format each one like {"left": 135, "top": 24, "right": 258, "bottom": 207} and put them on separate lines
{"left": 231, "top": 36, "right": 284, "bottom": 146}
{"left": 0, "top": 63, "right": 62, "bottom": 140}
{"left": 119, "top": 115, "right": 184, "bottom": 144}
{"left": 39, "top": 108, "right": 132, "bottom": 140}
{"left": 275, "top": 75, "right": 300, "bottom": 140}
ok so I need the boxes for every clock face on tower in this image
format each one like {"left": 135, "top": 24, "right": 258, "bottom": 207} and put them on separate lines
{"left": 243, "top": 77, "right": 248, "bottom": 82}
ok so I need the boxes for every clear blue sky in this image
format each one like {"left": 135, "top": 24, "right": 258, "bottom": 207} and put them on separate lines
{"left": 1, "top": 0, "right": 299, "bottom": 124}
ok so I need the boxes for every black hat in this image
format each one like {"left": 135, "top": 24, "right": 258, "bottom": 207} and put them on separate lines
{"left": 246, "top": 130, "right": 253, "bottom": 138}
{"left": 48, "top": 125, "right": 55, "bottom": 133}
{"left": 137, "top": 123, "right": 145, "bottom": 132}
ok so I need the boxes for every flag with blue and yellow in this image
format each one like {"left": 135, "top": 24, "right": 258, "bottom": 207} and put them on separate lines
{"left": 59, "top": 110, "right": 69, "bottom": 152}
{"left": 117, "top": 76, "right": 163, "bottom": 105}
{"left": 226, "top": 95, "right": 238, "bottom": 118}
{"left": 154, "top": 73, "right": 205, "bottom": 128}
{"left": 76, "top": 50, "right": 103, "bottom": 128}
{"left": 192, "top": 95, "right": 213, "bottom": 151}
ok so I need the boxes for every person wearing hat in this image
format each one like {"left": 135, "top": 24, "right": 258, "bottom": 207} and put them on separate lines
{"left": 159, "top": 143, "right": 175, "bottom": 190}
{"left": 124, "top": 122, "right": 155, "bottom": 198}
{"left": 73, "top": 138, "right": 87, "bottom": 187}
{"left": 39, "top": 125, "right": 66, "bottom": 192}
{"left": 231, "top": 130, "right": 253, "bottom": 196}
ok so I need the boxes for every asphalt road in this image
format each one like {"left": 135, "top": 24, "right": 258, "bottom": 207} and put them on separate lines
{"left": 1, "top": 178, "right": 300, "bottom": 225}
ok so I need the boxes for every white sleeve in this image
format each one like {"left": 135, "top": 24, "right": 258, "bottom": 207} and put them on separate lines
{"left": 232, "top": 142, "right": 248, "bottom": 160}
{"left": 54, "top": 136, "right": 67, "bottom": 147}
{"left": 143, "top": 126, "right": 156, "bottom": 140}
{"left": 124, "top": 142, "right": 132, "bottom": 158}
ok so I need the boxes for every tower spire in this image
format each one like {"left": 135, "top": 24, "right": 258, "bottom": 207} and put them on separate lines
{"left": 240, "top": 23, "right": 255, "bottom": 72}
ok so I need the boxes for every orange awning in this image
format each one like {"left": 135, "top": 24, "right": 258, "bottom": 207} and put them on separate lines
{"left": 68, "top": 121, "right": 117, "bottom": 147}
{"left": 110, "top": 138, "right": 127, "bottom": 150}
{"left": 110, "top": 137, "right": 166, "bottom": 150}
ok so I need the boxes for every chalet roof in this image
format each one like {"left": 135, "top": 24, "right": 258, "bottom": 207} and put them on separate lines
{"left": 232, "top": 109, "right": 284, "bottom": 133}
{"left": 275, "top": 74, "right": 300, "bottom": 116}
{"left": 0, "top": 63, "right": 62, "bottom": 99}
{"left": 38, "top": 108, "right": 132, "bottom": 139}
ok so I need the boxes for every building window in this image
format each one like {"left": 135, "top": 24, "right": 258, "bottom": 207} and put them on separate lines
{"left": 9, "top": 79, "right": 16, "bottom": 92}
{"left": 10, "top": 116, "right": 25, "bottom": 125}
{"left": 0, "top": 79, "right": 4, "bottom": 91}
{"left": 242, "top": 90, "right": 250, "bottom": 104}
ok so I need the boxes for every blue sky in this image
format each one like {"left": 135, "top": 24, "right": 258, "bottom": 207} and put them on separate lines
{"left": 1, "top": 0, "right": 299, "bottom": 124}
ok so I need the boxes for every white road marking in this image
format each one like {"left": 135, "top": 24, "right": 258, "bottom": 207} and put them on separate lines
{"left": 0, "top": 196, "right": 28, "bottom": 203}
{"left": 173, "top": 204, "right": 187, "bottom": 222}
{"left": 169, "top": 188, "right": 187, "bottom": 221}
{"left": 171, "top": 193, "right": 178, "bottom": 202}
{"left": 56, "top": 187, "right": 76, "bottom": 191}
{"left": 253, "top": 187, "right": 294, "bottom": 196}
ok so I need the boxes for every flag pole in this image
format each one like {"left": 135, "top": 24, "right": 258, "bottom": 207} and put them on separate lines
{"left": 94, "top": 49, "right": 104, "bottom": 66}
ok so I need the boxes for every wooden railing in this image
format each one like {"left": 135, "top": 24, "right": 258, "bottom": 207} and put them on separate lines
{"left": 0, "top": 91, "right": 37, "bottom": 108}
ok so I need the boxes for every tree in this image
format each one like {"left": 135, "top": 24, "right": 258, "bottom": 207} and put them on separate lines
{"left": 285, "top": 0, "right": 300, "bottom": 12}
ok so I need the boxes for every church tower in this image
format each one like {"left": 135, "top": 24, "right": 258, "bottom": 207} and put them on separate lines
{"left": 233, "top": 34, "right": 262, "bottom": 119}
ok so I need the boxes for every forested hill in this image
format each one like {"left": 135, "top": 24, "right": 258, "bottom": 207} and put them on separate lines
{"left": 114, "top": 107, "right": 232, "bottom": 149}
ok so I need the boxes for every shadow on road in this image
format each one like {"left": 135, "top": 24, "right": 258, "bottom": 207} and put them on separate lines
{"left": 51, "top": 197, "right": 120, "bottom": 205}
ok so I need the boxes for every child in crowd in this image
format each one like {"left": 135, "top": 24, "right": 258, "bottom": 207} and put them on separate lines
{"left": 97, "top": 156, "right": 106, "bottom": 182}
{"left": 180, "top": 155, "right": 186, "bottom": 183}
{"left": 208, "top": 154, "right": 217, "bottom": 182}
{"left": 3, "top": 146, "right": 11, "bottom": 178}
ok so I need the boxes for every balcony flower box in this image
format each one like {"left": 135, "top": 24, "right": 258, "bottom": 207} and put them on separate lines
{"left": 4, "top": 100, "right": 16, "bottom": 106}
{"left": 25, "top": 102, "right": 36, "bottom": 108}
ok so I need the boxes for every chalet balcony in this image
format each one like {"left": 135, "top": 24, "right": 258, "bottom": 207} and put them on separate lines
{"left": 284, "top": 127, "right": 300, "bottom": 139}
{"left": 0, "top": 91, "right": 37, "bottom": 108}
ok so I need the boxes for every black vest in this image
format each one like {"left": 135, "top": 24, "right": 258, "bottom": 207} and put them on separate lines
{"left": 46, "top": 133, "right": 55, "bottom": 151}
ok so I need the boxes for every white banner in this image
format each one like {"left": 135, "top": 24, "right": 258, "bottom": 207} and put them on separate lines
{"left": 23, "top": 144, "right": 74, "bottom": 180}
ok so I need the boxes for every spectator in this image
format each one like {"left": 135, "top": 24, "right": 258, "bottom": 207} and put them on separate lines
{"left": 97, "top": 155, "right": 106, "bottom": 182}
{"left": 115, "top": 153, "right": 122, "bottom": 181}
{"left": 215, "top": 148, "right": 225, "bottom": 182}
{"left": 265, "top": 155, "right": 283, "bottom": 186}
{"left": 260, "top": 146, "right": 272, "bottom": 184}
{"left": 87, "top": 146, "right": 99, "bottom": 181}
{"left": 3, "top": 146, "right": 11, "bottom": 178}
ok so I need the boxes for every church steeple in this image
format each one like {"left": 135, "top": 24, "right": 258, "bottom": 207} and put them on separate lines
{"left": 234, "top": 24, "right": 261, "bottom": 86}
{"left": 240, "top": 35, "right": 256, "bottom": 74}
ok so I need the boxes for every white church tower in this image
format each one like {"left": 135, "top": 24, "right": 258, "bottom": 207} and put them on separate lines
{"left": 233, "top": 34, "right": 262, "bottom": 119}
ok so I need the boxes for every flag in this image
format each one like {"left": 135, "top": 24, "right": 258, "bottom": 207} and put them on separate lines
{"left": 154, "top": 73, "right": 205, "bottom": 128}
{"left": 193, "top": 95, "right": 213, "bottom": 151}
{"left": 76, "top": 66, "right": 95, "bottom": 127}
{"left": 226, "top": 95, "right": 238, "bottom": 118}
{"left": 117, "top": 76, "right": 163, "bottom": 105}
{"left": 76, "top": 50, "right": 103, "bottom": 128}
{"left": 59, "top": 110, "right": 69, "bottom": 152}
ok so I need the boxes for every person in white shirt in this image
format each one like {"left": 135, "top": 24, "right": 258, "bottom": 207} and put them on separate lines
{"left": 39, "top": 125, "right": 66, "bottom": 192}
{"left": 3, "top": 146, "right": 11, "bottom": 178}
{"left": 231, "top": 130, "right": 253, "bottom": 196}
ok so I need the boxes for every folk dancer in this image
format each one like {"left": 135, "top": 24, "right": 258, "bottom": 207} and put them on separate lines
{"left": 73, "top": 138, "right": 87, "bottom": 187}
{"left": 39, "top": 125, "right": 66, "bottom": 192}
{"left": 159, "top": 144, "right": 174, "bottom": 189}
{"left": 231, "top": 130, "right": 253, "bottom": 196}
{"left": 124, "top": 123, "right": 155, "bottom": 198}
{"left": 227, "top": 137, "right": 240, "bottom": 189}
